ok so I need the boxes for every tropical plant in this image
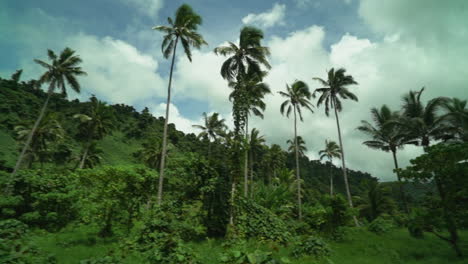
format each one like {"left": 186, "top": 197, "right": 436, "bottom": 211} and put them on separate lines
{"left": 193, "top": 112, "right": 227, "bottom": 158}
{"left": 357, "top": 105, "right": 417, "bottom": 212}
{"left": 319, "top": 140, "right": 341, "bottom": 196}
{"left": 153, "top": 4, "right": 207, "bottom": 205}
{"left": 11, "top": 47, "right": 86, "bottom": 179}
{"left": 313, "top": 67, "right": 359, "bottom": 226}
{"left": 400, "top": 87, "right": 448, "bottom": 148}
{"left": 74, "top": 96, "right": 115, "bottom": 169}
{"left": 264, "top": 144, "right": 286, "bottom": 185}
{"left": 287, "top": 136, "right": 307, "bottom": 157}
{"left": 248, "top": 128, "right": 266, "bottom": 197}
{"left": 279, "top": 80, "right": 313, "bottom": 220}
{"left": 356, "top": 181, "right": 396, "bottom": 222}
{"left": 441, "top": 97, "right": 468, "bottom": 142}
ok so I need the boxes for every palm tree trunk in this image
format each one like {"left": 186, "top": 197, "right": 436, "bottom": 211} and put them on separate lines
{"left": 157, "top": 36, "right": 179, "bottom": 206}
{"left": 8, "top": 84, "right": 54, "bottom": 193}
{"left": 229, "top": 182, "right": 235, "bottom": 225}
{"left": 79, "top": 144, "right": 90, "bottom": 169}
{"left": 244, "top": 116, "right": 249, "bottom": 197}
{"left": 391, "top": 149, "right": 409, "bottom": 214}
{"left": 332, "top": 98, "right": 359, "bottom": 226}
{"left": 293, "top": 107, "right": 302, "bottom": 220}
{"left": 329, "top": 159, "right": 334, "bottom": 196}
{"left": 249, "top": 149, "right": 254, "bottom": 198}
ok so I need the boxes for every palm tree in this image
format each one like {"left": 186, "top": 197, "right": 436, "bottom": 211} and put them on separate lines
{"left": 357, "top": 105, "right": 416, "bottom": 212}
{"left": 287, "top": 136, "right": 307, "bottom": 156}
{"left": 357, "top": 181, "right": 396, "bottom": 222}
{"left": 153, "top": 4, "right": 207, "bottom": 205}
{"left": 136, "top": 137, "right": 163, "bottom": 170}
{"left": 14, "top": 113, "right": 64, "bottom": 168}
{"left": 11, "top": 47, "right": 86, "bottom": 178}
{"left": 228, "top": 71, "right": 270, "bottom": 197}
{"left": 249, "top": 128, "right": 266, "bottom": 197}
{"left": 319, "top": 140, "right": 341, "bottom": 196}
{"left": 192, "top": 112, "right": 227, "bottom": 159}
{"left": 279, "top": 80, "right": 313, "bottom": 220}
{"left": 441, "top": 97, "right": 468, "bottom": 142}
{"left": 265, "top": 144, "right": 286, "bottom": 185}
{"left": 74, "top": 96, "right": 115, "bottom": 169}
{"left": 400, "top": 87, "right": 448, "bottom": 149}
{"left": 313, "top": 68, "right": 359, "bottom": 226}
{"left": 75, "top": 142, "right": 103, "bottom": 169}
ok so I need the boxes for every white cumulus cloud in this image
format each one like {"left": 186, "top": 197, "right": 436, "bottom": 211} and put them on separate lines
{"left": 242, "top": 3, "right": 286, "bottom": 29}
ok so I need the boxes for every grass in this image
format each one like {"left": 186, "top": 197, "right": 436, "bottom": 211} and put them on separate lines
{"left": 28, "top": 226, "right": 467, "bottom": 264}
{"left": 98, "top": 131, "right": 141, "bottom": 166}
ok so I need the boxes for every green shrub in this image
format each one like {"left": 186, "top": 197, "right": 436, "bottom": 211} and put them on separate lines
{"left": 220, "top": 244, "right": 291, "bottom": 264}
{"left": 291, "top": 236, "right": 331, "bottom": 259}
{"left": 368, "top": 216, "right": 395, "bottom": 234}
{"left": 80, "top": 256, "right": 122, "bottom": 264}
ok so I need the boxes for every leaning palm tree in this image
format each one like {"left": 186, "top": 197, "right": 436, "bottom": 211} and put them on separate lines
{"left": 153, "top": 4, "right": 207, "bottom": 205}
{"left": 313, "top": 67, "right": 359, "bottom": 226}
{"left": 279, "top": 80, "right": 314, "bottom": 220}
{"left": 319, "top": 140, "right": 341, "bottom": 196}
{"left": 11, "top": 47, "right": 86, "bottom": 178}
{"left": 192, "top": 112, "right": 227, "bottom": 158}
{"left": 357, "top": 105, "right": 416, "bottom": 212}
{"left": 400, "top": 87, "right": 448, "bottom": 149}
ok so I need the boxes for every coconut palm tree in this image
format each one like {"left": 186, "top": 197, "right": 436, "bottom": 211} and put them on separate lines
{"left": 153, "top": 4, "right": 207, "bottom": 205}
{"left": 74, "top": 96, "right": 115, "bottom": 169}
{"left": 136, "top": 137, "right": 163, "bottom": 170}
{"left": 279, "top": 80, "right": 313, "bottom": 220}
{"left": 193, "top": 112, "right": 227, "bottom": 158}
{"left": 313, "top": 68, "right": 359, "bottom": 226}
{"left": 11, "top": 47, "right": 86, "bottom": 178}
{"left": 357, "top": 105, "right": 416, "bottom": 212}
{"left": 228, "top": 71, "right": 270, "bottom": 197}
{"left": 265, "top": 144, "right": 286, "bottom": 185}
{"left": 287, "top": 136, "right": 307, "bottom": 156}
{"left": 14, "top": 113, "right": 64, "bottom": 168}
{"left": 319, "top": 140, "right": 341, "bottom": 196}
{"left": 400, "top": 87, "right": 448, "bottom": 149}
{"left": 249, "top": 128, "right": 266, "bottom": 197}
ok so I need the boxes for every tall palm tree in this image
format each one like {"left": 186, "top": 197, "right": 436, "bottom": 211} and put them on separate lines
{"left": 14, "top": 113, "right": 64, "bottom": 168}
{"left": 193, "top": 112, "right": 227, "bottom": 158}
{"left": 313, "top": 68, "right": 359, "bottom": 226}
{"left": 74, "top": 96, "right": 115, "bottom": 169}
{"left": 228, "top": 71, "right": 270, "bottom": 197}
{"left": 11, "top": 47, "right": 86, "bottom": 178}
{"left": 357, "top": 105, "right": 416, "bottom": 212}
{"left": 287, "top": 136, "right": 307, "bottom": 156}
{"left": 249, "top": 128, "right": 266, "bottom": 197}
{"left": 279, "top": 80, "right": 313, "bottom": 220}
{"left": 400, "top": 87, "right": 448, "bottom": 149}
{"left": 153, "top": 4, "right": 207, "bottom": 205}
{"left": 319, "top": 140, "right": 341, "bottom": 196}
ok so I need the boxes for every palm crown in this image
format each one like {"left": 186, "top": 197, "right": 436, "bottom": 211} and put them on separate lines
{"left": 214, "top": 26, "right": 270, "bottom": 81}
{"left": 153, "top": 4, "right": 207, "bottom": 62}
{"left": 229, "top": 70, "right": 271, "bottom": 118}
{"left": 34, "top": 47, "right": 87, "bottom": 95}
{"left": 279, "top": 80, "right": 314, "bottom": 121}
{"left": 192, "top": 112, "right": 227, "bottom": 141}
{"left": 313, "top": 68, "right": 358, "bottom": 116}
{"left": 319, "top": 140, "right": 341, "bottom": 161}
{"left": 287, "top": 136, "right": 307, "bottom": 156}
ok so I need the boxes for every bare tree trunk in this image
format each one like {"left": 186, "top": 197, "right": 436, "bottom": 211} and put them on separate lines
{"left": 329, "top": 159, "right": 334, "bottom": 196}
{"left": 293, "top": 107, "right": 302, "bottom": 220}
{"left": 391, "top": 149, "right": 409, "bottom": 214}
{"left": 229, "top": 182, "right": 235, "bottom": 225}
{"left": 332, "top": 98, "right": 359, "bottom": 226}
{"left": 157, "top": 36, "right": 179, "bottom": 206}
{"left": 250, "top": 149, "right": 254, "bottom": 198}
{"left": 79, "top": 143, "right": 90, "bottom": 169}
{"left": 243, "top": 117, "right": 249, "bottom": 197}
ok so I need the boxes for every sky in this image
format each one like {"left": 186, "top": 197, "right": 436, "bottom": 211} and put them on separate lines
{"left": 1, "top": 0, "right": 467, "bottom": 181}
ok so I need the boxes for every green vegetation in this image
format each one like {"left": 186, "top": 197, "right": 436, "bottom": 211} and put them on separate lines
{"left": 1, "top": 3, "right": 467, "bottom": 263}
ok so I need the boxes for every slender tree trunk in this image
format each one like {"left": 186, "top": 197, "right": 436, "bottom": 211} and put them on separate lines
{"left": 244, "top": 117, "right": 249, "bottom": 197}
{"left": 293, "top": 107, "right": 302, "bottom": 220}
{"left": 391, "top": 149, "right": 409, "bottom": 214}
{"left": 79, "top": 144, "right": 90, "bottom": 169}
{"left": 157, "top": 36, "right": 179, "bottom": 206}
{"left": 229, "top": 182, "right": 235, "bottom": 225}
{"left": 332, "top": 98, "right": 359, "bottom": 226}
{"left": 250, "top": 149, "right": 254, "bottom": 198}
{"left": 329, "top": 159, "right": 334, "bottom": 196}
{"left": 12, "top": 85, "right": 53, "bottom": 176}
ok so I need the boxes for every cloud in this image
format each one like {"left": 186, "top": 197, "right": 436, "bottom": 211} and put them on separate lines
{"left": 150, "top": 103, "right": 201, "bottom": 134}
{"left": 242, "top": 3, "right": 286, "bottom": 29}
{"left": 118, "top": 0, "right": 164, "bottom": 17}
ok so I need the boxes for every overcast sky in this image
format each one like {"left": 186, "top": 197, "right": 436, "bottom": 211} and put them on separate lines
{"left": 1, "top": 0, "right": 467, "bottom": 181}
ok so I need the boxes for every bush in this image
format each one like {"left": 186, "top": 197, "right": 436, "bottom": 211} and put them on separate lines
{"left": 291, "top": 236, "right": 331, "bottom": 259}
{"left": 368, "top": 216, "right": 395, "bottom": 234}
{"left": 80, "top": 256, "right": 122, "bottom": 264}
{"left": 220, "top": 243, "right": 291, "bottom": 264}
